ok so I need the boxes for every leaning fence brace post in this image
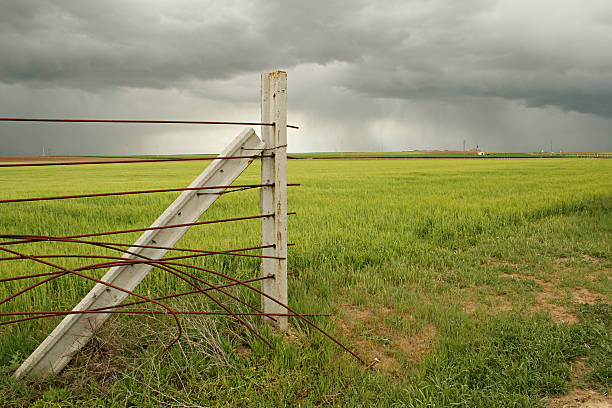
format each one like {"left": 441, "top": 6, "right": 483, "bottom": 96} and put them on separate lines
{"left": 260, "top": 71, "right": 288, "bottom": 330}
{"left": 14, "top": 128, "right": 265, "bottom": 378}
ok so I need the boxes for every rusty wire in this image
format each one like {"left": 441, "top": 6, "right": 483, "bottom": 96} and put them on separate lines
{"left": 0, "top": 236, "right": 293, "bottom": 306}
{"left": 0, "top": 250, "right": 366, "bottom": 364}
{"left": 0, "top": 275, "right": 275, "bottom": 326}
{"left": 0, "top": 242, "right": 271, "bottom": 304}
{"left": 0, "top": 223, "right": 364, "bottom": 364}
{"left": 0, "top": 245, "right": 185, "bottom": 347}
{"left": 160, "top": 260, "right": 366, "bottom": 364}
{"left": 0, "top": 232, "right": 283, "bottom": 345}
{"left": 0, "top": 114, "right": 369, "bottom": 367}
{"left": 0, "top": 236, "right": 365, "bottom": 364}
{"left": 0, "top": 239, "right": 286, "bottom": 261}
{"left": 0, "top": 246, "right": 267, "bottom": 347}
{"left": 0, "top": 221, "right": 363, "bottom": 361}
{"left": 85, "top": 238, "right": 276, "bottom": 346}
{"left": 0, "top": 251, "right": 274, "bottom": 284}
{"left": 145, "top": 267, "right": 271, "bottom": 345}
{"left": 0, "top": 310, "right": 330, "bottom": 318}
{"left": 0, "top": 253, "right": 265, "bottom": 305}
{"left": 0, "top": 212, "right": 296, "bottom": 245}
{"left": 0, "top": 155, "right": 366, "bottom": 365}
{"left": 0, "top": 155, "right": 273, "bottom": 168}
{"left": 0, "top": 242, "right": 272, "bottom": 347}
{"left": 0, "top": 184, "right": 300, "bottom": 204}
{"left": 0, "top": 117, "right": 299, "bottom": 129}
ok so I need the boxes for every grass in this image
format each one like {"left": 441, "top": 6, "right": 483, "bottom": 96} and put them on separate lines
{"left": 0, "top": 157, "right": 610, "bottom": 407}
{"left": 290, "top": 151, "right": 612, "bottom": 159}
{"left": 89, "top": 151, "right": 612, "bottom": 159}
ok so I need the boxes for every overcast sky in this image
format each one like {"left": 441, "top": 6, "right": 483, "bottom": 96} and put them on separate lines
{"left": 1, "top": 0, "right": 611, "bottom": 155}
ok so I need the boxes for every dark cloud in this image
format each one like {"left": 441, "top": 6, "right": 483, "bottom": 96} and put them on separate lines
{"left": 0, "top": 0, "right": 399, "bottom": 89}
{"left": 0, "top": 0, "right": 610, "bottom": 154}
{"left": 334, "top": 1, "right": 612, "bottom": 117}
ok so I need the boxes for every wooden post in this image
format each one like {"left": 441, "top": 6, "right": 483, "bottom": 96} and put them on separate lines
{"left": 260, "top": 71, "right": 288, "bottom": 330}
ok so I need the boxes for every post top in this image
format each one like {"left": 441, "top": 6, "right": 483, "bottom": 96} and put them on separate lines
{"left": 264, "top": 70, "right": 287, "bottom": 77}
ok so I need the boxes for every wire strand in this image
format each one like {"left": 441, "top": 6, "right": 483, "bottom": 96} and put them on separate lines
{"left": 0, "top": 155, "right": 272, "bottom": 168}
{"left": 0, "top": 117, "right": 299, "bottom": 129}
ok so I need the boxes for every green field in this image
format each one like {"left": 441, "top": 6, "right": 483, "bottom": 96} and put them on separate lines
{"left": 0, "top": 158, "right": 611, "bottom": 407}
{"left": 287, "top": 152, "right": 612, "bottom": 159}
{"left": 97, "top": 151, "right": 612, "bottom": 159}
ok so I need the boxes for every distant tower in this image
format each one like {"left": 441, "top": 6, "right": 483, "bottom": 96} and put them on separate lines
{"left": 463, "top": 139, "right": 466, "bottom": 151}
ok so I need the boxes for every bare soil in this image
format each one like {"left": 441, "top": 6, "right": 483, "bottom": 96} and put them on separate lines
{"left": 503, "top": 273, "right": 580, "bottom": 323}
{"left": 337, "top": 304, "right": 437, "bottom": 376}
{"left": 546, "top": 357, "right": 612, "bottom": 408}
{"left": 547, "top": 390, "right": 612, "bottom": 408}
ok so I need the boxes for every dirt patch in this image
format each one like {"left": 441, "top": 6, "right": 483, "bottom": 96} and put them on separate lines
{"left": 337, "top": 305, "right": 387, "bottom": 369}
{"left": 464, "top": 301, "right": 479, "bottom": 314}
{"left": 553, "top": 256, "right": 612, "bottom": 283}
{"left": 337, "top": 305, "right": 373, "bottom": 334}
{"left": 460, "top": 271, "right": 602, "bottom": 323}
{"left": 505, "top": 273, "right": 580, "bottom": 323}
{"left": 396, "top": 324, "right": 437, "bottom": 361}
{"left": 504, "top": 272, "right": 609, "bottom": 303}
{"left": 570, "top": 357, "right": 589, "bottom": 381}
{"left": 573, "top": 287, "right": 609, "bottom": 305}
{"left": 583, "top": 255, "right": 610, "bottom": 265}
{"left": 504, "top": 273, "right": 552, "bottom": 288}
{"left": 546, "top": 303, "right": 580, "bottom": 324}
{"left": 463, "top": 296, "right": 513, "bottom": 314}
{"left": 235, "top": 347, "right": 252, "bottom": 356}
{"left": 547, "top": 389, "right": 612, "bottom": 408}
{"left": 337, "top": 304, "right": 437, "bottom": 375}
{"left": 546, "top": 357, "right": 611, "bottom": 408}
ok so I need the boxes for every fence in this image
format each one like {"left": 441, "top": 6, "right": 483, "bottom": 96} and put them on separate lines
{"left": 0, "top": 71, "right": 364, "bottom": 378}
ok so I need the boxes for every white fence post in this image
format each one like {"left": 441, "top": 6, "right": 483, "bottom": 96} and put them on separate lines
{"left": 260, "top": 71, "right": 288, "bottom": 330}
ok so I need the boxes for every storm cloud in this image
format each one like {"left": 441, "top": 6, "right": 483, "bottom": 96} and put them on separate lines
{"left": 1, "top": 0, "right": 611, "bottom": 155}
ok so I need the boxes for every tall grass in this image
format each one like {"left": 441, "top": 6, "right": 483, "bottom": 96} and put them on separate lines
{"left": 0, "top": 158, "right": 610, "bottom": 406}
